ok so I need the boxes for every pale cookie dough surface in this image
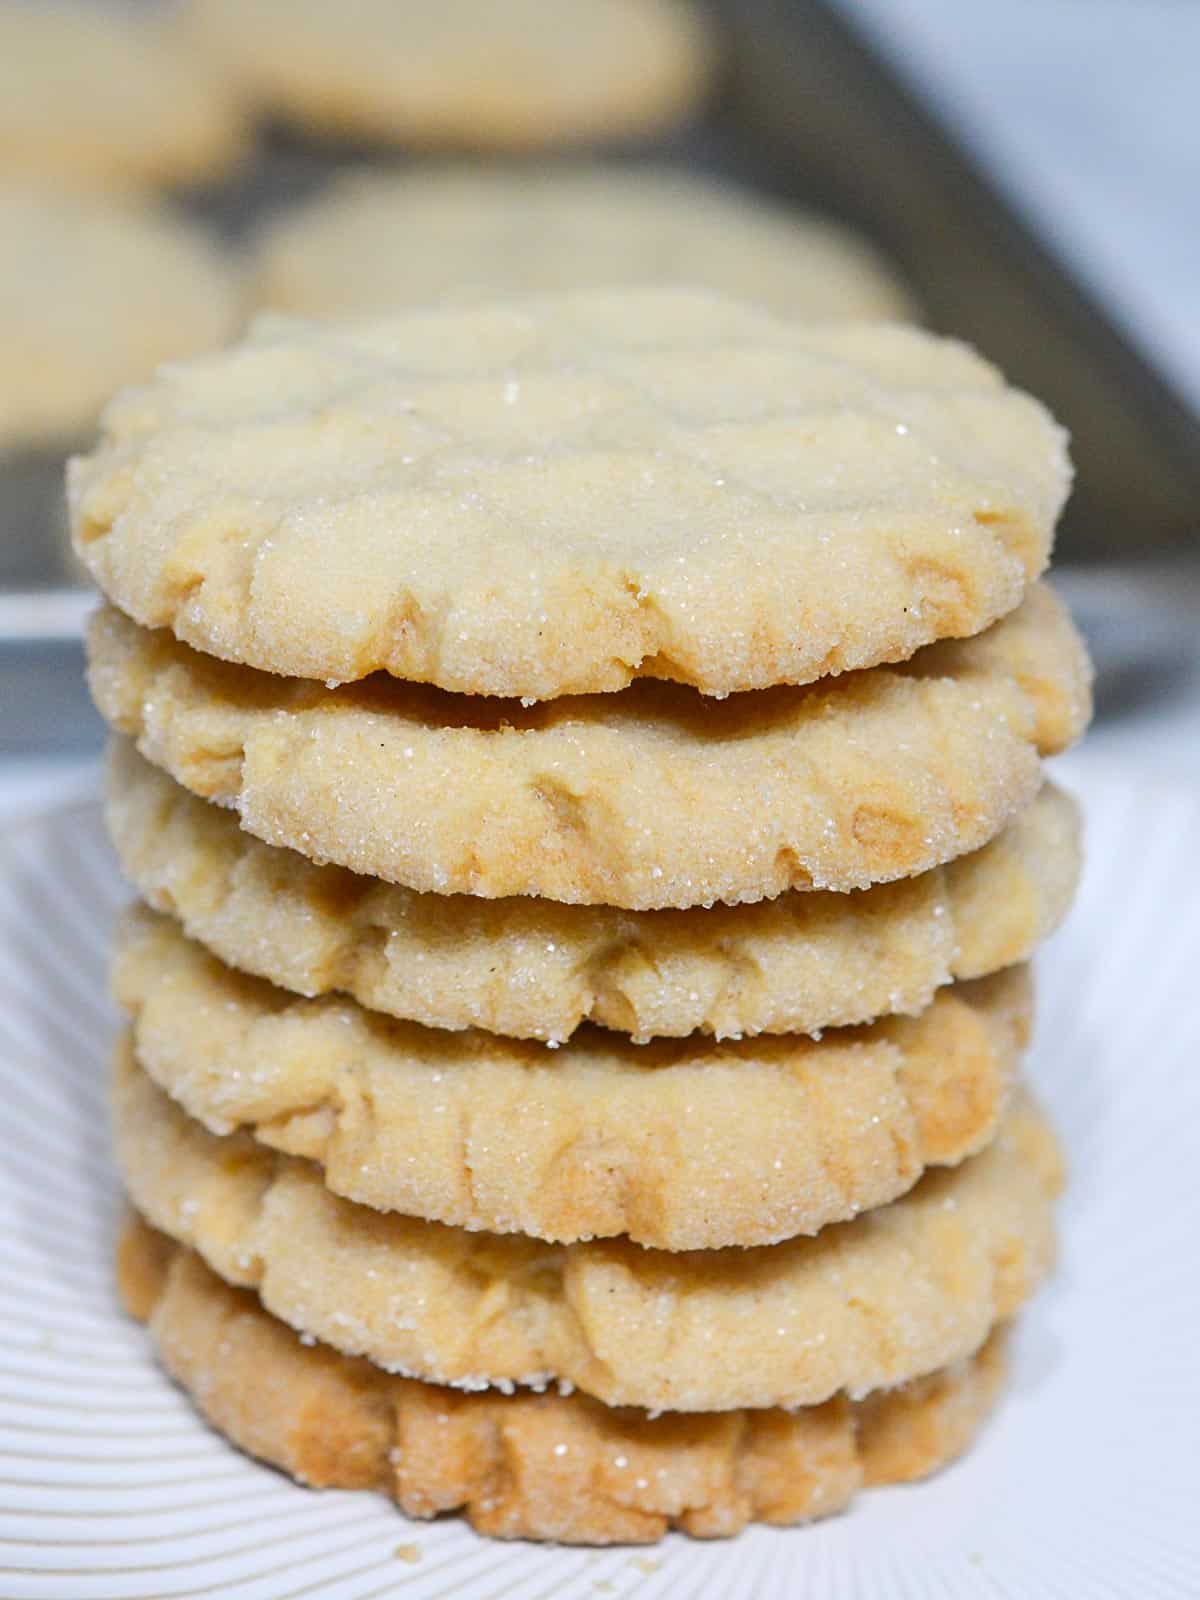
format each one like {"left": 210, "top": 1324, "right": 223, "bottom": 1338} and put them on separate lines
{"left": 254, "top": 165, "right": 914, "bottom": 324}
{"left": 120, "top": 1216, "right": 1009, "bottom": 1545}
{"left": 114, "top": 908, "right": 1030, "bottom": 1249}
{"left": 88, "top": 586, "right": 1091, "bottom": 908}
{"left": 188, "top": 0, "right": 714, "bottom": 151}
{"left": 0, "top": 3, "right": 244, "bottom": 192}
{"left": 108, "top": 742, "right": 1079, "bottom": 1042}
{"left": 0, "top": 186, "right": 242, "bottom": 449}
{"left": 113, "top": 1057, "right": 1062, "bottom": 1412}
{"left": 69, "top": 290, "right": 1071, "bottom": 699}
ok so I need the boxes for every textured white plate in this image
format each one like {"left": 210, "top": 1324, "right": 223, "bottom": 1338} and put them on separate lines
{"left": 0, "top": 761, "right": 1197, "bottom": 1599}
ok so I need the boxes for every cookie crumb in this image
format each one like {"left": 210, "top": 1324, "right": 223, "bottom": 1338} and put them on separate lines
{"left": 394, "top": 1543, "right": 422, "bottom": 1563}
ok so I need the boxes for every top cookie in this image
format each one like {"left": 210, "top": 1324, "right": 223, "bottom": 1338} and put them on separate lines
{"left": 71, "top": 292, "right": 1070, "bottom": 700}
{"left": 188, "top": 0, "right": 714, "bottom": 151}
{"left": 0, "top": 2, "right": 245, "bottom": 192}
{"left": 253, "top": 165, "right": 915, "bottom": 323}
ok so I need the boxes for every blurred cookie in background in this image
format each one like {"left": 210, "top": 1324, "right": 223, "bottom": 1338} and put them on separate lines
{"left": 254, "top": 164, "right": 914, "bottom": 321}
{"left": 0, "top": 185, "right": 243, "bottom": 451}
{"left": 0, "top": 2, "right": 248, "bottom": 193}
{"left": 189, "top": 0, "right": 716, "bottom": 152}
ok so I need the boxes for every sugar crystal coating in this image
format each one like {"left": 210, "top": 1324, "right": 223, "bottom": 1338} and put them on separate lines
{"left": 107, "top": 743, "right": 1079, "bottom": 1042}
{"left": 87, "top": 585, "right": 1091, "bottom": 908}
{"left": 114, "top": 1053, "right": 1062, "bottom": 1413}
{"left": 114, "top": 906, "right": 1032, "bottom": 1249}
{"left": 71, "top": 290, "right": 1071, "bottom": 698}
{"left": 120, "top": 1214, "right": 1010, "bottom": 1545}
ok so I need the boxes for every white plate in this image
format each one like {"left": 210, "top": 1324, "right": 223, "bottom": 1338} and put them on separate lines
{"left": 0, "top": 762, "right": 1197, "bottom": 1599}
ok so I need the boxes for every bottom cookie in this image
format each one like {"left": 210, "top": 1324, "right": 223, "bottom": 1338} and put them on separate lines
{"left": 120, "top": 1213, "right": 1008, "bottom": 1546}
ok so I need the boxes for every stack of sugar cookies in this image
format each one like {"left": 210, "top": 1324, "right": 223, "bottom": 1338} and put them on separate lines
{"left": 72, "top": 290, "right": 1091, "bottom": 1545}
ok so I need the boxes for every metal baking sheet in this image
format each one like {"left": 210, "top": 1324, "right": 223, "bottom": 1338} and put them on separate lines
{"left": 4, "top": 0, "right": 1198, "bottom": 751}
